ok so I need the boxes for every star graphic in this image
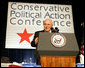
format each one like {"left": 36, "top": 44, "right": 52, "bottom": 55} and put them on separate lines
{"left": 17, "top": 28, "right": 33, "bottom": 44}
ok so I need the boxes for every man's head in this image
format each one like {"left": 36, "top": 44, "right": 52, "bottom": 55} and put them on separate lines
{"left": 43, "top": 18, "right": 53, "bottom": 32}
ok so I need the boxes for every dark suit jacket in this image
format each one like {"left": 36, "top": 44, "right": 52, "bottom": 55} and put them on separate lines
{"left": 31, "top": 30, "right": 44, "bottom": 47}
{"left": 31, "top": 29, "right": 57, "bottom": 47}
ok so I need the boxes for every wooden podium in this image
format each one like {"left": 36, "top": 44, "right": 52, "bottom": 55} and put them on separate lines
{"left": 40, "top": 56, "right": 76, "bottom": 67}
{"left": 37, "top": 32, "right": 79, "bottom": 67}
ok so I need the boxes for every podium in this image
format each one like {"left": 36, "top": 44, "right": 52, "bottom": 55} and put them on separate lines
{"left": 37, "top": 32, "right": 79, "bottom": 67}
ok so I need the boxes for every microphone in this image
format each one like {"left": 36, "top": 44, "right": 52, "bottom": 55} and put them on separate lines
{"left": 51, "top": 27, "right": 55, "bottom": 32}
{"left": 55, "top": 27, "right": 59, "bottom": 33}
{"left": 51, "top": 27, "right": 59, "bottom": 33}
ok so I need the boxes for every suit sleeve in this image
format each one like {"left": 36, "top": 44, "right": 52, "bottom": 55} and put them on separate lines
{"left": 31, "top": 32, "right": 39, "bottom": 47}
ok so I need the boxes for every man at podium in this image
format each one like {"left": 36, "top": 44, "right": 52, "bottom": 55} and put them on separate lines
{"left": 31, "top": 18, "right": 59, "bottom": 64}
{"left": 31, "top": 18, "right": 56, "bottom": 47}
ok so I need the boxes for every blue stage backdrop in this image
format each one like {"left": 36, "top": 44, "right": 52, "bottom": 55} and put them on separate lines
{"left": 2, "top": 49, "right": 36, "bottom": 63}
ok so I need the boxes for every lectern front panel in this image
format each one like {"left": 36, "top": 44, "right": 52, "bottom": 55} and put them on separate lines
{"left": 37, "top": 32, "right": 79, "bottom": 56}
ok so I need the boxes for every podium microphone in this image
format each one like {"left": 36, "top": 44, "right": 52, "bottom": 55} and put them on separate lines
{"left": 55, "top": 27, "right": 59, "bottom": 33}
{"left": 51, "top": 27, "right": 59, "bottom": 33}
{"left": 51, "top": 27, "right": 55, "bottom": 33}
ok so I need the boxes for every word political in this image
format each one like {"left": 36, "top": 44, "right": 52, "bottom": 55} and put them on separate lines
{"left": 9, "top": 3, "right": 71, "bottom": 27}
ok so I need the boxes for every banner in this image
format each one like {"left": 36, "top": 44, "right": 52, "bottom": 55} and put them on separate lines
{"left": 6, "top": 2, "right": 74, "bottom": 49}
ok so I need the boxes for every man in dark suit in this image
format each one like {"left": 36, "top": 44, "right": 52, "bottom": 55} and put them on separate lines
{"left": 31, "top": 18, "right": 53, "bottom": 47}
{"left": 31, "top": 18, "right": 58, "bottom": 65}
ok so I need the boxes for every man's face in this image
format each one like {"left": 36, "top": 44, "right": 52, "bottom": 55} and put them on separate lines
{"left": 44, "top": 19, "right": 53, "bottom": 32}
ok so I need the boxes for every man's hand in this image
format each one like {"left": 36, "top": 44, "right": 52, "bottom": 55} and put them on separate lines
{"left": 35, "top": 37, "right": 39, "bottom": 45}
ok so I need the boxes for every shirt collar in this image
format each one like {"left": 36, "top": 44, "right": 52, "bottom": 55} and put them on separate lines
{"left": 44, "top": 30, "right": 51, "bottom": 33}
